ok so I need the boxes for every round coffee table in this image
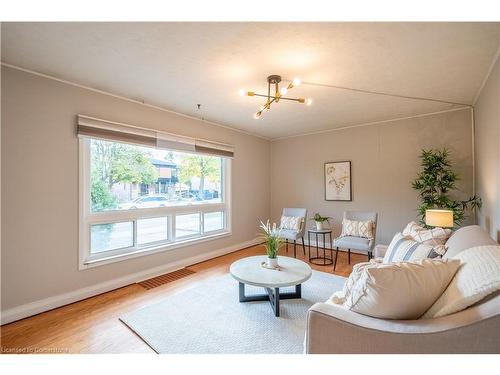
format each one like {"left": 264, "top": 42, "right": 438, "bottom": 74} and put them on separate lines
{"left": 230, "top": 255, "right": 312, "bottom": 317}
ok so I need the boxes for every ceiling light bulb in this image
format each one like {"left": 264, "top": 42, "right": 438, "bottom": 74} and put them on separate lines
{"left": 306, "top": 98, "right": 312, "bottom": 106}
{"left": 292, "top": 78, "right": 301, "bottom": 86}
{"left": 239, "top": 89, "right": 245, "bottom": 96}
{"left": 280, "top": 87, "right": 288, "bottom": 96}
{"left": 254, "top": 111, "right": 262, "bottom": 119}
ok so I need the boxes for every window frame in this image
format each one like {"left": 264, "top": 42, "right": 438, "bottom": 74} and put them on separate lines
{"left": 78, "top": 138, "right": 232, "bottom": 269}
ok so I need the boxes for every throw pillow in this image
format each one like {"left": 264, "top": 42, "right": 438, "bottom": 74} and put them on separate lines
{"left": 280, "top": 215, "right": 302, "bottom": 231}
{"left": 383, "top": 232, "right": 441, "bottom": 263}
{"left": 421, "top": 245, "right": 500, "bottom": 319}
{"left": 328, "top": 258, "right": 461, "bottom": 320}
{"left": 403, "top": 221, "right": 452, "bottom": 256}
{"left": 341, "top": 218, "right": 374, "bottom": 239}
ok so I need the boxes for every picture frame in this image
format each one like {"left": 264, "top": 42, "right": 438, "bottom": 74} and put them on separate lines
{"left": 324, "top": 161, "right": 352, "bottom": 201}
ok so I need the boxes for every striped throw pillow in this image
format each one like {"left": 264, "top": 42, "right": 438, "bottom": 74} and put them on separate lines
{"left": 341, "top": 218, "right": 374, "bottom": 239}
{"left": 383, "top": 232, "right": 441, "bottom": 263}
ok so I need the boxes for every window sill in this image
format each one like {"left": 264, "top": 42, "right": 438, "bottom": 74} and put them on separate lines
{"left": 80, "top": 231, "right": 232, "bottom": 270}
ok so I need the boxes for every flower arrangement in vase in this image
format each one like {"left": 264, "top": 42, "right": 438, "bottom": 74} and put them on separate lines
{"left": 310, "top": 213, "right": 332, "bottom": 230}
{"left": 259, "top": 220, "right": 284, "bottom": 269}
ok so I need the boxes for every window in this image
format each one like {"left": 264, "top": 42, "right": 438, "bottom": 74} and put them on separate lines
{"left": 79, "top": 136, "right": 231, "bottom": 268}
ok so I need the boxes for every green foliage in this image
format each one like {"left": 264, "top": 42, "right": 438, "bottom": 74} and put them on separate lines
{"left": 412, "top": 149, "right": 481, "bottom": 226}
{"left": 112, "top": 151, "right": 158, "bottom": 185}
{"left": 90, "top": 139, "right": 159, "bottom": 210}
{"left": 310, "top": 213, "right": 331, "bottom": 223}
{"left": 259, "top": 221, "right": 284, "bottom": 259}
{"left": 91, "top": 179, "right": 118, "bottom": 211}
{"left": 178, "top": 155, "right": 221, "bottom": 199}
{"left": 91, "top": 139, "right": 159, "bottom": 188}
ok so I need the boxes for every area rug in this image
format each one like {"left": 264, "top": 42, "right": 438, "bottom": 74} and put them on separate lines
{"left": 119, "top": 270, "right": 345, "bottom": 354}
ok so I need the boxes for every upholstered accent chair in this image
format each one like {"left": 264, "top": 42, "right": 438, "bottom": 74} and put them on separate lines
{"left": 279, "top": 208, "right": 307, "bottom": 258}
{"left": 333, "top": 211, "right": 378, "bottom": 270}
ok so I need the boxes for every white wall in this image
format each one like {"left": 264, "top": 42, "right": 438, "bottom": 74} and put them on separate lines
{"left": 1, "top": 66, "right": 270, "bottom": 314}
{"left": 270, "top": 109, "right": 474, "bottom": 245}
{"left": 475, "top": 53, "right": 500, "bottom": 242}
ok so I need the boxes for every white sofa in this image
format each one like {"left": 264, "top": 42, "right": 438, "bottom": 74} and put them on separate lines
{"left": 305, "top": 225, "right": 500, "bottom": 353}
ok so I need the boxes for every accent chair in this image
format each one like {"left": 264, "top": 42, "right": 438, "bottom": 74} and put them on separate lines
{"left": 333, "top": 211, "right": 378, "bottom": 270}
{"left": 280, "top": 207, "right": 307, "bottom": 258}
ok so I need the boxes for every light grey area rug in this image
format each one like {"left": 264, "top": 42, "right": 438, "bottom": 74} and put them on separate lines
{"left": 120, "top": 270, "right": 345, "bottom": 354}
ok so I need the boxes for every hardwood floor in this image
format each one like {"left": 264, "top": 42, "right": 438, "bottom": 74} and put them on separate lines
{"left": 0, "top": 245, "right": 365, "bottom": 354}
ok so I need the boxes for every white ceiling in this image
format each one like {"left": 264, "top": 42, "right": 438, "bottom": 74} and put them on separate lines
{"left": 2, "top": 22, "right": 499, "bottom": 139}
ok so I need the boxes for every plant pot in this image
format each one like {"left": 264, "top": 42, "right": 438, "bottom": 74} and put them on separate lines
{"left": 266, "top": 256, "right": 278, "bottom": 268}
{"left": 315, "top": 221, "right": 326, "bottom": 230}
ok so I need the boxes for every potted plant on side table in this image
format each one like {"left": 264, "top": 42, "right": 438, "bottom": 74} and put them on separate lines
{"left": 310, "top": 213, "right": 332, "bottom": 230}
{"left": 259, "top": 220, "right": 284, "bottom": 269}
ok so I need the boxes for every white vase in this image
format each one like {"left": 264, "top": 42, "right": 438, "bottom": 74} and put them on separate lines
{"left": 266, "top": 256, "right": 278, "bottom": 268}
{"left": 316, "top": 221, "right": 325, "bottom": 230}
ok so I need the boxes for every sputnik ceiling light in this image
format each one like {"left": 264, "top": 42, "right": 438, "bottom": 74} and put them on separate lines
{"left": 240, "top": 75, "right": 312, "bottom": 119}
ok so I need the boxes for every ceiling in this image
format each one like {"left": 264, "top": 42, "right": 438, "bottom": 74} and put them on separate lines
{"left": 2, "top": 22, "right": 499, "bottom": 139}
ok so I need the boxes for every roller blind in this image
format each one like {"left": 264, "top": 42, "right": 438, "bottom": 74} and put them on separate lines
{"left": 77, "top": 115, "right": 234, "bottom": 158}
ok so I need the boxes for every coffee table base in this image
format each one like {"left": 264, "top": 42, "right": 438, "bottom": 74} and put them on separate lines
{"left": 238, "top": 282, "right": 302, "bottom": 317}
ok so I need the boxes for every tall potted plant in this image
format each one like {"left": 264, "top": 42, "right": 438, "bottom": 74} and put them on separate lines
{"left": 259, "top": 220, "right": 284, "bottom": 268}
{"left": 411, "top": 149, "right": 481, "bottom": 226}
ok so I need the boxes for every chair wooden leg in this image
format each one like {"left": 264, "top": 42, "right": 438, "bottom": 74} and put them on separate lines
{"left": 348, "top": 249, "right": 351, "bottom": 264}
{"left": 293, "top": 240, "right": 297, "bottom": 258}
{"left": 301, "top": 237, "right": 306, "bottom": 256}
{"left": 286, "top": 239, "right": 288, "bottom": 253}
{"left": 333, "top": 246, "right": 339, "bottom": 271}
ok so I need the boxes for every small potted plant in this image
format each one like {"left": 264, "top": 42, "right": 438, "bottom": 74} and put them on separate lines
{"left": 310, "top": 213, "right": 332, "bottom": 230}
{"left": 259, "top": 220, "right": 284, "bottom": 269}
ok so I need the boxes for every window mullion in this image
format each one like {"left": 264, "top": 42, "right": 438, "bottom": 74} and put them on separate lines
{"left": 133, "top": 220, "right": 138, "bottom": 247}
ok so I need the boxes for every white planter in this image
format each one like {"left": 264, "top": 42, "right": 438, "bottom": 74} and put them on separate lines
{"left": 266, "top": 257, "right": 278, "bottom": 268}
{"left": 315, "top": 221, "right": 326, "bottom": 230}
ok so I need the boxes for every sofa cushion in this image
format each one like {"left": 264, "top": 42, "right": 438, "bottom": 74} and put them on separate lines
{"left": 334, "top": 236, "right": 371, "bottom": 251}
{"left": 444, "top": 225, "right": 497, "bottom": 259}
{"left": 383, "top": 232, "right": 440, "bottom": 263}
{"left": 422, "top": 245, "right": 500, "bottom": 319}
{"left": 327, "top": 258, "right": 461, "bottom": 319}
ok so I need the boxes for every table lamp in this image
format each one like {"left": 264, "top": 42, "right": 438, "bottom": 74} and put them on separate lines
{"left": 425, "top": 209, "right": 454, "bottom": 228}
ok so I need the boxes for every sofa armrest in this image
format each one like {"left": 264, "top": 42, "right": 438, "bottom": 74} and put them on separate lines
{"left": 306, "top": 301, "right": 500, "bottom": 353}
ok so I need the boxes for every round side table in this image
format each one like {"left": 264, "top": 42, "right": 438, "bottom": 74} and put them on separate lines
{"left": 307, "top": 229, "right": 334, "bottom": 266}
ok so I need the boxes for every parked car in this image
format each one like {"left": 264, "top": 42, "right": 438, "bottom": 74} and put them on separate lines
{"left": 119, "top": 195, "right": 169, "bottom": 209}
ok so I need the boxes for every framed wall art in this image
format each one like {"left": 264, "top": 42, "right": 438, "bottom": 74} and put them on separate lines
{"left": 324, "top": 161, "right": 352, "bottom": 201}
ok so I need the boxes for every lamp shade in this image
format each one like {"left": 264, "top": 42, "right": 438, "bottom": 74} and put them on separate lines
{"left": 425, "top": 209, "right": 454, "bottom": 228}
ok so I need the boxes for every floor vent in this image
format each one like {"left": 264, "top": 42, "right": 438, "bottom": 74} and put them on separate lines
{"left": 138, "top": 268, "right": 196, "bottom": 290}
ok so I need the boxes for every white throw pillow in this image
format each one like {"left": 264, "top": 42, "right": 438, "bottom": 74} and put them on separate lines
{"left": 328, "top": 258, "right": 461, "bottom": 320}
{"left": 403, "top": 221, "right": 452, "bottom": 255}
{"left": 383, "top": 232, "right": 441, "bottom": 263}
{"left": 341, "top": 218, "right": 374, "bottom": 239}
{"left": 421, "top": 245, "right": 500, "bottom": 319}
{"left": 280, "top": 215, "right": 302, "bottom": 231}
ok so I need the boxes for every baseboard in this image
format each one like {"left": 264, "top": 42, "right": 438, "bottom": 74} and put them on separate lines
{"left": 0, "top": 238, "right": 262, "bottom": 325}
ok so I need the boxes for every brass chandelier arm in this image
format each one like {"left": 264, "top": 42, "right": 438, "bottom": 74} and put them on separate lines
{"left": 252, "top": 93, "right": 304, "bottom": 102}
